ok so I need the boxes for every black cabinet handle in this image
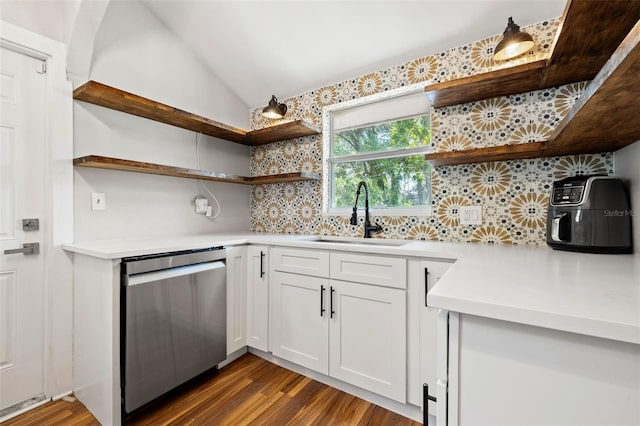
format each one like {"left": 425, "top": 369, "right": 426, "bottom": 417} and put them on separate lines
{"left": 424, "top": 267, "right": 429, "bottom": 307}
{"left": 330, "top": 286, "right": 335, "bottom": 318}
{"left": 423, "top": 383, "right": 437, "bottom": 424}
{"left": 320, "top": 285, "right": 325, "bottom": 317}
{"left": 260, "top": 251, "right": 265, "bottom": 278}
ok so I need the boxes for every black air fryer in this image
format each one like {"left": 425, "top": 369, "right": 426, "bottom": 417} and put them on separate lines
{"left": 546, "top": 175, "right": 632, "bottom": 254}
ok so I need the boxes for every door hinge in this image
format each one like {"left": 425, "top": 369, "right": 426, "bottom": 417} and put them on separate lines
{"left": 36, "top": 61, "right": 47, "bottom": 74}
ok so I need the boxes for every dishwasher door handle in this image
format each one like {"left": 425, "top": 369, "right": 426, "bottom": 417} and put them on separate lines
{"left": 127, "top": 261, "right": 225, "bottom": 286}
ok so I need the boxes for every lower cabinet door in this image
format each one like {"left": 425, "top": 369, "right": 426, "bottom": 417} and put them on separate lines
{"left": 329, "top": 279, "right": 406, "bottom": 403}
{"left": 247, "top": 246, "right": 269, "bottom": 351}
{"left": 270, "top": 271, "right": 329, "bottom": 375}
{"left": 226, "top": 246, "right": 247, "bottom": 355}
{"left": 419, "top": 259, "right": 453, "bottom": 417}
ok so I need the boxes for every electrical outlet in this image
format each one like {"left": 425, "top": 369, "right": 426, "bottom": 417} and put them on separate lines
{"left": 195, "top": 197, "right": 208, "bottom": 214}
{"left": 460, "top": 205, "right": 482, "bottom": 225}
{"left": 91, "top": 192, "right": 106, "bottom": 211}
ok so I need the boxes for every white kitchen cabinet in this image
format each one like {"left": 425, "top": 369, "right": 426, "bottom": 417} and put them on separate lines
{"left": 270, "top": 271, "right": 330, "bottom": 374}
{"left": 270, "top": 246, "right": 329, "bottom": 277}
{"left": 329, "top": 279, "right": 406, "bottom": 402}
{"left": 407, "top": 258, "right": 454, "bottom": 419}
{"left": 269, "top": 248, "right": 408, "bottom": 403}
{"left": 246, "top": 245, "right": 269, "bottom": 351}
{"left": 330, "top": 252, "right": 406, "bottom": 289}
{"left": 439, "top": 312, "right": 640, "bottom": 426}
{"left": 225, "top": 245, "right": 246, "bottom": 355}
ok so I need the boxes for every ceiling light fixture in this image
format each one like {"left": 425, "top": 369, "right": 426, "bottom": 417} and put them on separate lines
{"left": 493, "top": 17, "right": 535, "bottom": 61}
{"left": 262, "top": 95, "right": 287, "bottom": 119}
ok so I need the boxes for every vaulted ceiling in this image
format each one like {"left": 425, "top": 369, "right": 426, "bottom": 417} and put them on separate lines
{"left": 141, "top": 1, "right": 566, "bottom": 109}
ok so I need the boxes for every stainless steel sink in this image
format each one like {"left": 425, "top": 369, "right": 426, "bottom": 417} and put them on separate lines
{"left": 304, "top": 236, "right": 407, "bottom": 247}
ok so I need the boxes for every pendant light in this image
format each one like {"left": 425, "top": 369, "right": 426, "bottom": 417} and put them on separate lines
{"left": 493, "top": 17, "right": 535, "bottom": 61}
{"left": 262, "top": 95, "right": 287, "bottom": 119}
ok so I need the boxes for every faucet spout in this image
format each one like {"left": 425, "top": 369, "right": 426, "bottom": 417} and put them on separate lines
{"left": 351, "top": 181, "right": 382, "bottom": 238}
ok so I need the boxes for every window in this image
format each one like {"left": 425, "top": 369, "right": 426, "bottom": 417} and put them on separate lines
{"left": 323, "top": 87, "right": 431, "bottom": 215}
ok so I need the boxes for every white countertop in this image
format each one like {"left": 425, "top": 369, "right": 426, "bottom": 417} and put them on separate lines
{"left": 63, "top": 234, "right": 640, "bottom": 345}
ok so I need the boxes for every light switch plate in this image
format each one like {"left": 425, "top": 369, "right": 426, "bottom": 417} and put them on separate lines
{"left": 460, "top": 205, "right": 482, "bottom": 225}
{"left": 91, "top": 192, "right": 106, "bottom": 210}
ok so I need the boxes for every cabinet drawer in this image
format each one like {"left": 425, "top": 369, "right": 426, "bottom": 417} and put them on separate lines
{"left": 271, "top": 247, "right": 329, "bottom": 278}
{"left": 330, "top": 252, "right": 406, "bottom": 289}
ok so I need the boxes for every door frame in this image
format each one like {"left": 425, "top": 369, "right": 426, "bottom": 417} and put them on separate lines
{"left": 0, "top": 21, "right": 74, "bottom": 404}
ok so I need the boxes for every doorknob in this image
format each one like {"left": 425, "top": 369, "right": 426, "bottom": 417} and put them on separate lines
{"left": 4, "top": 242, "right": 39, "bottom": 255}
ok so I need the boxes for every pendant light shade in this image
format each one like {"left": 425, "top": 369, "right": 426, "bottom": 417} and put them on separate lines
{"left": 493, "top": 17, "right": 535, "bottom": 61}
{"left": 262, "top": 95, "right": 287, "bottom": 119}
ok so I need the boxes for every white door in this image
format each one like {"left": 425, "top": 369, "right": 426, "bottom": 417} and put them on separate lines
{"left": 329, "top": 279, "right": 406, "bottom": 403}
{"left": 270, "top": 271, "right": 329, "bottom": 374}
{"left": 246, "top": 246, "right": 269, "bottom": 351}
{"left": 0, "top": 46, "right": 46, "bottom": 412}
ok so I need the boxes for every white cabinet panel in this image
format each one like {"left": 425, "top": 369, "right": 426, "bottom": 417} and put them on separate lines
{"left": 330, "top": 252, "right": 406, "bottom": 288}
{"left": 270, "top": 271, "right": 329, "bottom": 374}
{"left": 329, "top": 279, "right": 406, "bottom": 403}
{"left": 419, "top": 260, "right": 453, "bottom": 417}
{"left": 271, "top": 247, "right": 329, "bottom": 278}
{"left": 226, "top": 246, "right": 246, "bottom": 354}
{"left": 407, "top": 258, "right": 453, "bottom": 414}
{"left": 246, "top": 246, "right": 269, "bottom": 351}
{"left": 452, "top": 314, "right": 640, "bottom": 426}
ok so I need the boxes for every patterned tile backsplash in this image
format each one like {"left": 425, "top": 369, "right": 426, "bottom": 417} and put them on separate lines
{"left": 248, "top": 18, "right": 614, "bottom": 245}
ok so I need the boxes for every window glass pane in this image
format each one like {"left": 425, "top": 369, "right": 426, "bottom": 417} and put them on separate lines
{"left": 332, "top": 155, "right": 431, "bottom": 209}
{"left": 333, "top": 115, "right": 430, "bottom": 157}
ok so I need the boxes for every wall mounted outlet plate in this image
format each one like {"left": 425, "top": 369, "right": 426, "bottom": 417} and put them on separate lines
{"left": 460, "top": 206, "right": 482, "bottom": 225}
{"left": 195, "top": 197, "right": 208, "bottom": 214}
{"left": 91, "top": 192, "right": 106, "bottom": 210}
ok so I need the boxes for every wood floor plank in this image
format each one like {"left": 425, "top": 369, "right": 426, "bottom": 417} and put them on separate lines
{"left": 4, "top": 354, "right": 420, "bottom": 426}
{"left": 285, "top": 385, "right": 343, "bottom": 425}
{"left": 253, "top": 377, "right": 326, "bottom": 425}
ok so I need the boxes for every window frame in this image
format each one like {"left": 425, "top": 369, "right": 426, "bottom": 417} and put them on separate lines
{"left": 322, "top": 83, "right": 433, "bottom": 217}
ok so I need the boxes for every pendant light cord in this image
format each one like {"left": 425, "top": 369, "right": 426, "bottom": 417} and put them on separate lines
{"left": 196, "top": 133, "right": 222, "bottom": 219}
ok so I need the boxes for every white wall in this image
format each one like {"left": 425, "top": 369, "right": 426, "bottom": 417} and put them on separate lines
{"left": 0, "top": 0, "right": 81, "bottom": 46}
{"left": 614, "top": 141, "right": 640, "bottom": 254}
{"left": 74, "top": 0, "right": 251, "bottom": 241}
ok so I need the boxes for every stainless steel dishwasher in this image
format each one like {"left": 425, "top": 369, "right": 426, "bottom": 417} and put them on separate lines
{"left": 121, "top": 247, "right": 226, "bottom": 413}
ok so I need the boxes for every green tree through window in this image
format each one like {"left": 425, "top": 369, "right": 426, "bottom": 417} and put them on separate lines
{"left": 331, "top": 115, "right": 431, "bottom": 210}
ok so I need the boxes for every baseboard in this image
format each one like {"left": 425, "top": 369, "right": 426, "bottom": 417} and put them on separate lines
{"left": 218, "top": 346, "right": 248, "bottom": 368}
{"left": 248, "top": 347, "right": 423, "bottom": 423}
{"left": 51, "top": 390, "right": 73, "bottom": 401}
{"left": 0, "top": 396, "right": 50, "bottom": 423}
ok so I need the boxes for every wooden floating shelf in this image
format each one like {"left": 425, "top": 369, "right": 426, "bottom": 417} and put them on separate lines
{"left": 546, "top": 19, "right": 640, "bottom": 157}
{"left": 73, "top": 155, "right": 320, "bottom": 185}
{"left": 73, "top": 81, "right": 320, "bottom": 146}
{"left": 424, "top": 0, "right": 640, "bottom": 108}
{"left": 424, "top": 60, "right": 548, "bottom": 108}
{"left": 424, "top": 142, "right": 548, "bottom": 167}
{"left": 424, "top": 2, "right": 640, "bottom": 167}
{"left": 246, "top": 120, "right": 321, "bottom": 146}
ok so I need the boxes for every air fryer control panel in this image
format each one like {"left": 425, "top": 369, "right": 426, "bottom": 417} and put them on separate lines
{"left": 552, "top": 185, "right": 584, "bottom": 205}
{"left": 549, "top": 175, "right": 601, "bottom": 206}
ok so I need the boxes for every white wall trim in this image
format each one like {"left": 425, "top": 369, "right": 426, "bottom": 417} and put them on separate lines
{"left": 0, "top": 19, "right": 74, "bottom": 401}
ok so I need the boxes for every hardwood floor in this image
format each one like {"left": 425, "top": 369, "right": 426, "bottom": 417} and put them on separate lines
{"left": 4, "top": 354, "right": 420, "bottom": 425}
